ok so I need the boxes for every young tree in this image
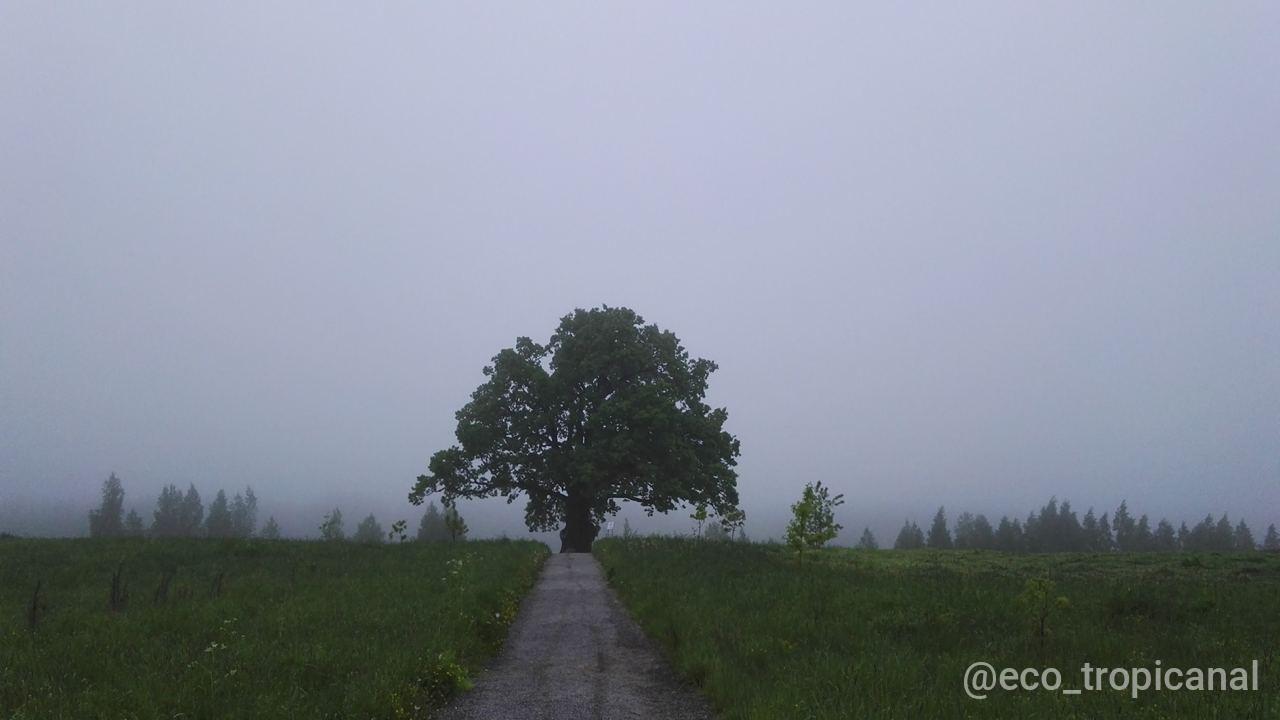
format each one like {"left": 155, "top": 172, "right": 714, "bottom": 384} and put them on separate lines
{"left": 1233, "top": 520, "right": 1256, "bottom": 551}
{"left": 689, "top": 504, "right": 709, "bottom": 537}
{"left": 354, "top": 514, "right": 384, "bottom": 544}
{"left": 416, "top": 501, "right": 450, "bottom": 542}
{"left": 857, "top": 527, "right": 879, "bottom": 550}
{"left": 124, "top": 508, "right": 145, "bottom": 537}
{"left": 410, "top": 307, "right": 742, "bottom": 553}
{"left": 926, "top": 507, "right": 952, "bottom": 549}
{"left": 784, "top": 481, "right": 844, "bottom": 563}
{"left": 88, "top": 473, "right": 127, "bottom": 538}
{"left": 205, "top": 490, "right": 234, "bottom": 538}
{"left": 443, "top": 504, "right": 468, "bottom": 542}
{"left": 259, "top": 516, "right": 281, "bottom": 540}
{"left": 319, "top": 508, "right": 345, "bottom": 541}
{"left": 716, "top": 506, "right": 746, "bottom": 539}
{"left": 230, "top": 487, "right": 258, "bottom": 538}
{"left": 1263, "top": 524, "right": 1280, "bottom": 553}
{"left": 894, "top": 520, "right": 925, "bottom": 550}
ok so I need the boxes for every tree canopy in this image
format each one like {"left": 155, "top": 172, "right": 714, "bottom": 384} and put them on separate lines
{"left": 410, "top": 306, "right": 741, "bottom": 551}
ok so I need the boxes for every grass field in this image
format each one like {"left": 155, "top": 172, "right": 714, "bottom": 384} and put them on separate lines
{"left": 0, "top": 537, "right": 548, "bottom": 719}
{"left": 595, "top": 537, "right": 1280, "bottom": 719}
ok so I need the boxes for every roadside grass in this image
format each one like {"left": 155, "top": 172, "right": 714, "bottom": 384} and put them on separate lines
{"left": 595, "top": 537, "right": 1280, "bottom": 719}
{"left": 1, "top": 537, "right": 548, "bottom": 719}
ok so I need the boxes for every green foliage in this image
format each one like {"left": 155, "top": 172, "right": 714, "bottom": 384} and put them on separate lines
{"left": 388, "top": 519, "right": 409, "bottom": 543}
{"left": 784, "top": 481, "right": 843, "bottom": 563}
{"left": 689, "top": 504, "right": 708, "bottom": 537}
{"left": 318, "top": 508, "right": 345, "bottom": 541}
{"left": 410, "top": 306, "right": 741, "bottom": 551}
{"left": 0, "top": 538, "right": 548, "bottom": 718}
{"left": 1015, "top": 576, "right": 1069, "bottom": 655}
{"left": 595, "top": 537, "right": 1280, "bottom": 719}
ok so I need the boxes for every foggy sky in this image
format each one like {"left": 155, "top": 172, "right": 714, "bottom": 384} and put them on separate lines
{"left": 3, "top": 3, "right": 1278, "bottom": 542}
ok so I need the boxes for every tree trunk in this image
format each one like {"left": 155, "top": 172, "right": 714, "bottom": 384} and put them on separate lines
{"left": 559, "top": 492, "right": 599, "bottom": 553}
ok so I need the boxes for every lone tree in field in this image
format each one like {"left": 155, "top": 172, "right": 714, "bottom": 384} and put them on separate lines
{"left": 411, "top": 306, "right": 742, "bottom": 552}
{"left": 785, "top": 481, "right": 844, "bottom": 564}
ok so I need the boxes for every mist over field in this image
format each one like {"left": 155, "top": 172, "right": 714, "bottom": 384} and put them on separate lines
{"left": 3, "top": 4, "right": 1278, "bottom": 545}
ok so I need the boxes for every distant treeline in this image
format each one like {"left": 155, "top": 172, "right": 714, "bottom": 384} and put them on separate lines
{"left": 87, "top": 472, "right": 272, "bottom": 539}
{"left": 873, "top": 498, "right": 1279, "bottom": 553}
{"left": 83, "top": 473, "right": 467, "bottom": 544}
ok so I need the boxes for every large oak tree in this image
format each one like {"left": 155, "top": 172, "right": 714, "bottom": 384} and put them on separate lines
{"left": 411, "top": 306, "right": 741, "bottom": 552}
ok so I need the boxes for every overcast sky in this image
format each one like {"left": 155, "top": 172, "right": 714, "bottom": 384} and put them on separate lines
{"left": 2, "top": 3, "right": 1278, "bottom": 541}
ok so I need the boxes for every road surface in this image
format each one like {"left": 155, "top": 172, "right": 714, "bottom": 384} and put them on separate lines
{"left": 438, "top": 552, "right": 713, "bottom": 720}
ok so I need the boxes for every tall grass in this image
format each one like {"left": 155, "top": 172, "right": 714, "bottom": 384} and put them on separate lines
{"left": 596, "top": 537, "right": 1279, "bottom": 719}
{"left": 1, "top": 537, "right": 548, "bottom": 718}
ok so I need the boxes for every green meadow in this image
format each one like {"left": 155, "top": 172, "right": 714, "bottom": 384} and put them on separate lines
{"left": 595, "top": 537, "right": 1280, "bottom": 719}
{"left": 0, "top": 538, "right": 547, "bottom": 719}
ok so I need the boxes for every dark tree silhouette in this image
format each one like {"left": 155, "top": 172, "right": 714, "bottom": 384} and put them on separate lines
{"left": 1264, "top": 524, "right": 1280, "bottom": 553}
{"left": 88, "top": 473, "right": 126, "bottom": 538}
{"left": 411, "top": 307, "right": 741, "bottom": 552}
{"left": 416, "top": 501, "right": 450, "bottom": 542}
{"left": 857, "top": 527, "right": 879, "bottom": 550}
{"left": 1233, "top": 520, "right": 1256, "bottom": 551}
{"left": 926, "top": 507, "right": 952, "bottom": 549}
{"left": 229, "top": 487, "right": 258, "bottom": 538}
{"left": 205, "top": 490, "right": 234, "bottom": 538}
{"left": 151, "top": 484, "right": 185, "bottom": 538}
{"left": 894, "top": 519, "right": 925, "bottom": 549}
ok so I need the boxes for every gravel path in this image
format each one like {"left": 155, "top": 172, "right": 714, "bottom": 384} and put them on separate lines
{"left": 438, "top": 553, "right": 713, "bottom": 720}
